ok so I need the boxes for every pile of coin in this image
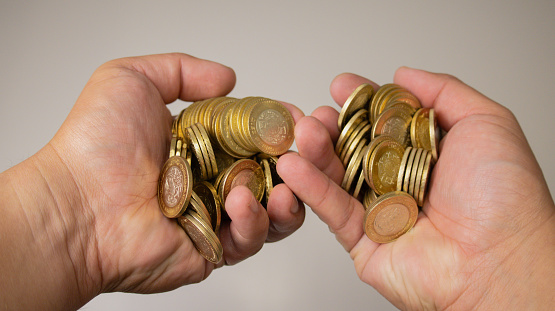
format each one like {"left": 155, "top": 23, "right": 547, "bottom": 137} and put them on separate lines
{"left": 336, "top": 83, "right": 441, "bottom": 243}
{"left": 158, "top": 97, "right": 294, "bottom": 263}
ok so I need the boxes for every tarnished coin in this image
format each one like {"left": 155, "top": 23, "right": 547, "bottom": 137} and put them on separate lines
{"left": 245, "top": 99, "right": 295, "bottom": 156}
{"left": 194, "top": 181, "right": 222, "bottom": 234}
{"left": 368, "top": 139, "right": 405, "bottom": 195}
{"left": 219, "top": 159, "right": 265, "bottom": 203}
{"left": 178, "top": 210, "right": 223, "bottom": 264}
{"left": 337, "top": 83, "right": 374, "bottom": 130}
{"left": 158, "top": 156, "right": 193, "bottom": 218}
{"left": 364, "top": 191, "right": 418, "bottom": 243}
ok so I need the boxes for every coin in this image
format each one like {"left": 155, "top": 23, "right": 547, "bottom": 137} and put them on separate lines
{"left": 178, "top": 210, "right": 223, "bottom": 264}
{"left": 352, "top": 164, "right": 367, "bottom": 199}
{"left": 342, "top": 144, "right": 368, "bottom": 192}
{"left": 194, "top": 181, "right": 222, "bottom": 234}
{"left": 362, "top": 135, "right": 396, "bottom": 188}
{"left": 364, "top": 191, "right": 418, "bottom": 243}
{"left": 175, "top": 138, "right": 183, "bottom": 158}
{"left": 417, "top": 152, "right": 433, "bottom": 206}
{"left": 189, "top": 191, "right": 212, "bottom": 226}
{"left": 337, "top": 83, "right": 374, "bottom": 130}
{"left": 340, "top": 121, "right": 371, "bottom": 165}
{"left": 158, "top": 156, "right": 193, "bottom": 218}
{"left": 219, "top": 159, "right": 265, "bottom": 203}
{"left": 402, "top": 147, "right": 417, "bottom": 192}
{"left": 335, "top": 109, "right": 368, "bottom": 155}
{"left": 186, "top": 126, "right": 209, "bottom": 180}
{"left": 408, "top": 148, "right": 424, "bottom": 196}
{"left": 362, "top": 188, "right": 378, "bottom": 210}
{"left": 429, "top": 109, "right": 440, "bottom": 162}
{"left": 413, "top": 149, "right": 428, "bottom": 200}
{"left": 245, "top": 98, "right": 295, "bottom": 156}
{"left": 397, "top": 147, "right": 412, "bottom": 191}
{"left": 261, "top": 158, "right": 273, "bottom": 204}
{"left": 371, "top": 106, "right": 413, "bottom": 146}
{"left": 368, "top": 139, "right": 405, "bottom": 195}
{"left": 169, "top": 135, "right": 177, "bottom": 158}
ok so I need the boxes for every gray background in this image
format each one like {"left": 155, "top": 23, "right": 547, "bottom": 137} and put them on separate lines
{"left": 1, "top": 1, "right": 554, "bottom": 310}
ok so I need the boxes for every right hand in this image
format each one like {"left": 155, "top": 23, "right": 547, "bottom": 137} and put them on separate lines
{"left": 278, "top": 67, "right": 555, "bottom": 310}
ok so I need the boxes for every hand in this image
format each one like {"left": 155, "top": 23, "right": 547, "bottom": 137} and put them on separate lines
{"left": 0, "top": 53, "right": 304, "bottom": 310}
{"left": 278, "top": 67, "right": 555, "bottom": 310}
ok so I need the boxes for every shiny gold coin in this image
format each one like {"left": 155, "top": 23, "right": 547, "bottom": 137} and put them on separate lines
{"left": 368, "top": 138, "right": 405, "bottom": 195}
{"left": 176, "top": 109, "right": 186, "bottom": 140}
{"left": 374, "top": 88, "right": 406, "bottom": 122}
{"left": 370, "top": 84, "right": 401, "bottom": 124}
{"left": 194, "top": 181, "right": 222, "bottom": 234}
{"left": 387, "top": 100, "right": 417, "bottom": 116}
{"left": 219, "top": 103, "right": 256, "bottom": 158}
{"left": 403, "top": 145, "right": 418, "bottom": 192}
{"left": 335, "top": 109, "right": 368, "bottom": 155}
{"left": 362, "top": 135, "right": 396, "bottom": 188}
{"left": 196, "top": 123, "right": 218, "bottom": 179}
{"left": 158, "top": 156, "right": 193, "bottom": 218}
{"left": 178, "top": 210, "right": 223, "bottom": 264}
{"left": 219, "top": 159, "right": 265, "bottom": 203}
{"left": 408, "top": 148, "right": 424, "bottom": 196}
{"left": 371, "top": 106, "right": 413, "bottom": 147}
{"left": 342, "top": 144, "right": 368, "bottom": 192}
{"left": 245, "top": 99, "right": 295, "bottom": 156}
{"left": 261, "top": 158, "right": 273, "bottom": 204}
{"left": 175, "top": 138, "right": 183, "bottom": 158}
{"left": 387, "top": 90, "right": 421, "bottom": 110}
{"left": 172, "top": 116, "right": 179, "bottom": 136}
{"left": 340, "top": 121, "right": 371, "bottom": 165}
{"left": 364, "top": 191, "right": 418, "bottom": 243}
{"left": 190, "top": 191, "right": 212, "bottom": 226}
{"left": 397, "top": 147, "right": 412, "bottom": 191}
{"left": 169, "top": 135, "right": 177, "bottom": 158}
{"left": 352, "top": 164, "right": 367, "bottom": 199}
{"left": 418, "top": 152, "right": 433, "bottom": 206}
{"left": 414, "top": 150, "right": 430, "bottom": 205}
{"left": 363, "top": 188, "right": 379, "bottom": 210}
{"left": 186, "top": 126, "right": 209, "bottom": 180}
{"left": 338, "top": 83, "right": 374, "bottom": 130}
{"left": 429, "top": 109, "right": 440, "bottom": 162}
{"left": 190, "top": 123, "right": 214, "bottom": 179}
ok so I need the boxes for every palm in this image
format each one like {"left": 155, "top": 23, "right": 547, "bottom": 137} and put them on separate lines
{"left": 52, "top": 68, "right": 209, "bottom": 292}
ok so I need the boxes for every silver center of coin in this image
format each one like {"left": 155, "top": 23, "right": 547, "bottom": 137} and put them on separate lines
{"left": 163, "top": 165, "right": 184, "bottom": 207}
{"left": 256, "top": 109, "right": 287, "bottom": 145}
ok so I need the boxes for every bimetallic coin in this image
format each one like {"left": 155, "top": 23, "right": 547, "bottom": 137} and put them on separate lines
{"left": 178, "top": 211, "right": 223, "bottom": 264}
{"left": 364, "top": 191, "right": 418, "bottom": 243}
{"left": 338, "top": 83, "right": 374, "bottom": 130}
{"left": 158, "top": 156, "right": 193, "bottom": 218}
{"left": 220, "top": 159, "right": 265, "bottom": 203}
{"left": 246, "top": 99, "right": 295, "bottom": 156}
{"left": 368, "top": 139, "right": 405, "bottom": 195}
{"left": 371, "top": 106, "right": 413, "bottom": 147}
{"left": 362, "top": 135, "right": 395, "bottom": 188}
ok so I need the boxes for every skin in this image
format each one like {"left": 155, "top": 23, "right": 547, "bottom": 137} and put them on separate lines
{"left": 278, "top": 68, "right": 555, "bottom": 310}
{"left": 0, "top": 53, "right": 305, "bottom": 310}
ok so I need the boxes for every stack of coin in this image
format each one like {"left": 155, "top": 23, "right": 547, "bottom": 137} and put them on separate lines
{"left": 178, "top": 97, "right": 295, "bottom": 158}
{"left": 336, "top": 83, "right": 442, "bottom": 243}
{"left": 158, "top": 96, "right": 294, "bottom": 263}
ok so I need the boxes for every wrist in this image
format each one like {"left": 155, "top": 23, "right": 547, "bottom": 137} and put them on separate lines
{"left": 0, "top": 144, "right": 101, "bottom": 310}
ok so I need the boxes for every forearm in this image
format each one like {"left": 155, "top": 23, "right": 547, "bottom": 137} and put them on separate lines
{"left": 0, "top": 145, "right": 99, "bottom": 310}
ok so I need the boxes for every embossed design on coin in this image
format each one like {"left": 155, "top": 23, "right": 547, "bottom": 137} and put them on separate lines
{"left": 256, "top": 109, "right": 287, "bottom": 145}
{"left": 374, "top": 203, "right": 410, "bottom": 236}
{"left": 163, "top": 166, "right": 184, "bottom": 207}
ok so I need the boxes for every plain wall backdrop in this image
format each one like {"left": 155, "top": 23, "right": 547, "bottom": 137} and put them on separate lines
{"left": 1, "top": 1, "right": 554, "bottom": 310}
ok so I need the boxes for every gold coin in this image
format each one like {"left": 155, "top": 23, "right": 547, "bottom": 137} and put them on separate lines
{"left": 194, "top": 181, "right": 222, "bottom": 235}
{"left": 362, "top": 188, "right": 379, "bottom": 210}
{"left": 261, "top": 158, "right": 273, "bottom": 204}
{"left": 231, "top": 98, "right": 255, "bottom": 151}
{"left": 341, "top": 123, "right": 371, "bottom": 166}
{"left": 387, "top": 90, "right": 421, "bottom": 110}
{"left": 256, "top": 153, "right": 283, "bottom": 185}
{"left": 337, "top": 83, "right": 374, "bottom": 130}
{"left": 371, "top": 106, "right": 413, "bottom": 147}
{"left": 397, "top": 147, "right": 412, "bottom": 191}
{"left": 245, "top": 99, "right": 295, "bottom": 156}
{"left": 342, "top": 144, "right": 368, "bottom": 192}
{"left": 364, "top": 191, "right": 418, "bottom": 243}
{"left": 178, "top": 210, "right": 223, "bottom": 264}
{"left": 340, "top": 121, "right": 371, "bottom": 165}
{"left": 169, "top": 135, "right": 177, "bottom": 158}
{"left": 220, "top": 159, "right": 265, "bottom": 203}
{"left": 189, "top": 191, "right": 212, "bottom": 226}
{"left": 214, "top": 148, "right": 236, "bottom": 174}
{"left": 429, "top": 109, "right": 440, "bottom": 162}
{"left": 190, "top": 123, "right": 214, "bottom": 179}
{"left": 172, "top": 115, "right": 179, "bottom": 136}
{"left": 402, "top": 146, "right": 417, "bottom": 192}
{"left": 387, "top": 100, "right": 417, "bottom": 116}
{"left": 408, "top": 148, "right": 424, "bottom": 196}
{"left": 414, "top": 108, "right": 432, "bottom": 150}
{"left": 158, "top": 156, "right": 193, "bottom": 218}
{"left": 370, "top": 84, "right": 401, "bottom": 124}
{"left": 219, "top": 103, "right": 256, "bottom": 158}
{"left": 362, "top": 135, "right": 396, "bottom": 188}
{"left": 417, "top": 152, "right": 433, "bottom": 206}
{"left": 335, "top": 109, "right": 368, "bottom": 155}
{"left": 368, "top": 139, "right": 405, "bottom": 195}
{"left": 375, "top": 88, "right": 405, "bottom": 121}
{"left": 352, "top": 164, "right": 367, "bottom": 198}
{"left": 176, "top": 109, "right": 186, "bottom": 140}
{"left": 413, "top": 149, "right": 429, "bottom": 201}
{"left": 186, "top": 126, "right": 209, "bottom": 180}
{"left": 175, "top": 138, "right": 183, "bottom": 158}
